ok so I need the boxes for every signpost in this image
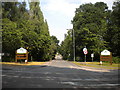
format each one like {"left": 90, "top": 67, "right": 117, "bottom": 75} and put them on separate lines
{"left": 83, "top": 47, "right": 88, "bottom": 62}
{"left": 15, "top": 47, "right": 28, "bottom": 63}
{"left": 100, "top": 50, "right": 112, "bottom": 65}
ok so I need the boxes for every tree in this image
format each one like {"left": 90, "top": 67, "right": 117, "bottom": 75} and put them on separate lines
{"left": 49, "top": 35, "right": 59, "bottom": 59}
{"left": 2, "top": 1, "right": 52, "bottom": 61}
{"left": 29, "top": 2, "right": 51, "bottom": 61}
{"left": 71, "top": 2, "right": 109, "bottom": 61}
{"left": 59, "top": 30, "right": 73, "bottom": 60}
{"left": 105, "top": 0, "right": 120, "bottom": 57}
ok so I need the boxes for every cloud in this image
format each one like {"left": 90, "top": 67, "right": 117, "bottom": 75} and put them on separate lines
{"left": 42, "top": 0, "right": 79, "bottom": 17}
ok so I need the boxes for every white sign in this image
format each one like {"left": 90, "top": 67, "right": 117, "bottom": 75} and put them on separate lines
{"left": 91, "top": 54, "right": 94, "bottom": 57}
{"left": 101, "top": 50, "right": 110, "bottom": 55}
{"left": 17, "top": 47, "right": 27, "bottom": 54}
{"left": 83, "top": 48, "right": 88, "bottom": 54}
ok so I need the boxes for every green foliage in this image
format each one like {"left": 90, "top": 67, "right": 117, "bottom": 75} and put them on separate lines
{"left": 60, "top": 1, "right": 120, "bottom": 62}
{"left": 71, "top": 2, "right": 109, "bottom": 61}
{"left": 49, "top": 36, "right": 59, "bottom": 60}
{"left": 60, "top": 30, "right": 73, "bottom": 60}
{"left": 2, "top": 1, "right": 56, "bottom": 61}
{"left": 105, "top": 0, "right": 120, "bottom": 57}
{"left": 112, "top": 57, "right": 120, "bottom": 64}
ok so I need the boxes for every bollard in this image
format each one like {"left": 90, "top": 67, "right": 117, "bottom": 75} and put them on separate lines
{"left": 25, "top": 60, "right": 28, "bottom": 64}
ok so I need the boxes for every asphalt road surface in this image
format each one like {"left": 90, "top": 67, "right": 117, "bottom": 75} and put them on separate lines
{"left": 1, "top": 60, "right": 120, "bottom": 89}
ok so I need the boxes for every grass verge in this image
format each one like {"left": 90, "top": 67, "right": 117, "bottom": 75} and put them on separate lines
{"left": 0, "top": 62, "right": 46, "bottom": 66}
{"left": 72, "top": 62, "right": 120, "bottom": 70}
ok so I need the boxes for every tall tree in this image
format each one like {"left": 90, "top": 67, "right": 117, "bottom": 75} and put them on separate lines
{"left": 49, "top": 35, "right": 59, "bottom": 60}
{"left": 29, "top": 2, "right": 51, "bottom": 60}
{"left": 2, "top": 1, "right": 52, "bottom": 61}
{"left": 60, "top": 30, "right": 73, "bottom": 60}
{"left": 72, "top": 2, "right": 109, "bottom": 60}
{"left": 105, "top": 0, "right": 120, "bottom": 57}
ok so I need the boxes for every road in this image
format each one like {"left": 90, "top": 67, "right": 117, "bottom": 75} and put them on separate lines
{"left": 1, "top": 60, "right": 120, "bottom": 89}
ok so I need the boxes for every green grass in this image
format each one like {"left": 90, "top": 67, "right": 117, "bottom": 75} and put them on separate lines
{"left": 0, "top": 62, "right": 46, "bottom": 66}
{"left": 72, "top": 61, "right": 119, "bottom": 70}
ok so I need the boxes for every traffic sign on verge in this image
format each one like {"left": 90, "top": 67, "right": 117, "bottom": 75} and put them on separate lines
{"left": 83, "top": 48, "right": 88, "bottom": 54}
{"left": 91, "top": 54, "right": 94, "bottom": 57}
{"left": 91, "top": 53, "right": 94, "bottom": 62}
{"left": 83, "top": 47, "right": 88, "bottom": 62}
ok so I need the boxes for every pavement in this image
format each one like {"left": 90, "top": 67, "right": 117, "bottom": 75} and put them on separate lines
{"left": 1, "top": 60, "right": 120, "bottom": 89}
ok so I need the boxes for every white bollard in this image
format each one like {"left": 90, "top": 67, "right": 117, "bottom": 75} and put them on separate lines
{"left": 25, "top": 60, "right": 28, "bottom": 63}
{"left": 100, "top": 61, "right": 102, "bottom": 65}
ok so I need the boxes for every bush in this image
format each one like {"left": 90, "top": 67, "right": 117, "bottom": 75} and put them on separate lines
{"left": 2, "top": 56, "right": 15, "bottom": 62}
{"left": 112, "top": 57, "right": 120, "bottom": 64}
{"left": 76, "top": 57, "right": 80, "bottom": 61}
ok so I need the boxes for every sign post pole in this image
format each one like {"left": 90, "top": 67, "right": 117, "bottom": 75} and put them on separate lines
{"left": 92, "top": 57, "right": 93, "bottom": 62}
{"left": 85, "top": 54, "right": 86, "bottom": 62}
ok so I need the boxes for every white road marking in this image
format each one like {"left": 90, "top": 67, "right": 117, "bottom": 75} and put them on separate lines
{"left": 61, "top": 81, "right": 120, "bottom": 87}
{"left": 61, "top": 82, "right": 77, "bottom": 86}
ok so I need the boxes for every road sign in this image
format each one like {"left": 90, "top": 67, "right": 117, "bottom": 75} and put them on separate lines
{"left": 91, "top": 53, "right": 94, "bottom": 62}
{"left": 83, "top": 47, "right": 88, "bottom": 62}
{"left": 0, "top": 53, "right": 4, "bottom": 56}
{"left": 83, "top": 48, "right": 88, "bottom": 54}
{"left": 91, "top": 54, "right": 94, "bottom": 57}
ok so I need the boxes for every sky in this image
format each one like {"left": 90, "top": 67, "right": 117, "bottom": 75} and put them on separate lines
{"left": 6, "top": 0, "right": 115, "bottom": 44}
{"left": 28, "top": 0, "right": 115, "bottom": 44}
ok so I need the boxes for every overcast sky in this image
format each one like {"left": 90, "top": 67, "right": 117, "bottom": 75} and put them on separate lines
{"left": 40, "top": 0, "right": 115, "bottom": 44}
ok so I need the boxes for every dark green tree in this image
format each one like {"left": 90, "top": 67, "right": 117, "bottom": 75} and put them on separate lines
{"left": 59, "top": 30, "right": 73, "bottom": 60}
{"left": 71, "top": 2, "right": 109, "bottom": 61}
{"left": 49, "top": 35, "right": 59, "bottom": 59}
{"left": 2, "top": 1, "right": 52, "bottom": 61}
{"left": 105, "top": 0, "right": 120, "bottom": 57}
{"left": 29, "top": 2, "right": 51, "bottom": 61}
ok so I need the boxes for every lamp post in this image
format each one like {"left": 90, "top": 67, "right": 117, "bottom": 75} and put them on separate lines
{"left": 67, "top": 29, "right": 75, "bottom": 62}
{"left": 73, "top": 29, "right": 75, "bottom": 62}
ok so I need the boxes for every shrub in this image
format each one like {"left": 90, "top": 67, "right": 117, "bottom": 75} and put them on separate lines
{"left": 112, "top": 57, "right": 120, "bottom": 64}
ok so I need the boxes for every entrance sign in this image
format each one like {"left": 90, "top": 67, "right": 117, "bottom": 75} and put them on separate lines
{"left": 101, "top": 50, "right": 110, "bottom": 55}
{"left": 15, "top": 47, "right": 28, "bottom": 62}
{"left": 100, "top": 50, "right": 112, "bottom": 65}
{"left": 17, "top": 47, "right": 27, "bottom": 54}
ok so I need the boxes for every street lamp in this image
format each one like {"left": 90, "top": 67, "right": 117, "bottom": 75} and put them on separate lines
{"left": 67, "top": 29, "right": 75, "bottom": 62}
{"left": 73, "top": 29, "right": 75, "bottom": 62}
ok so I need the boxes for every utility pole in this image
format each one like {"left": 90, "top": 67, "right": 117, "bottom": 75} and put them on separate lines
{"left": 73, "top": 29, "right": 75, "bottom": 62}
{"left": 67, "top": 28, "right": 75, "bottom": 62}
